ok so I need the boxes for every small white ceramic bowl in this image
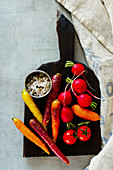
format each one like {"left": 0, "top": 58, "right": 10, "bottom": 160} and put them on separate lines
{"left": 25, "top": 70, "right": 52, "bottom": 98}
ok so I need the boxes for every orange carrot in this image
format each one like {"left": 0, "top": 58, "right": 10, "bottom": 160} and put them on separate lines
{"left": 71, "top": 104, "right": 100, "bottom": 121}
{"left": 22, "top": 89, "right": 47, "bottom": 131}
{"left": 12, "top": 117, "right": 50, "bottom": 154}
{"left": 51, "top": 99, "right": 61, "bottom": 141}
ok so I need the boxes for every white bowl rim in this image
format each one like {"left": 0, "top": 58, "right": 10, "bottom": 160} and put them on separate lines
{"left": 25, "top": 70, "right": 52, "bottom": 98}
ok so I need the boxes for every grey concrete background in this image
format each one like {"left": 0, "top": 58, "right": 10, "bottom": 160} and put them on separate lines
{"left": 0, "top": 0, "right": 94, "bottom": 170}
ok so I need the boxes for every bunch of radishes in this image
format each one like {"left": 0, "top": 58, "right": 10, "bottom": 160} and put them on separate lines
{"left": 58, "top": 61, "right": 98, "bottom": 123}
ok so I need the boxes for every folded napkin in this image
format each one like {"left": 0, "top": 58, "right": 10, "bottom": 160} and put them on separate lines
{"left": 56, "top": 0, "right": 113, "bottom": 169}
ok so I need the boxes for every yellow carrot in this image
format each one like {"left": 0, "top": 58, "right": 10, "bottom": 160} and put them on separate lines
{"left": 12, "top": 117, "right": 50, "bottom": 154}
{"left": 71, "top": 104, "right": 101, "bottom": 121}
{"left": 22, "top": 89, "right": 47, "bottom": 130}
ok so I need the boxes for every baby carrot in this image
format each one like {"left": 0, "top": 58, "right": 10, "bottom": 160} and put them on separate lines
{"left": 51, "top": 99, "right": 61, "bottom": 141}
{"left": 71, "top": 104, "right": 101, "bottom": 121}
{"left": 22, "top": 89, "right": 47, "bottom": 130}
{"left": 12, "top": 117, "right": 50, "bottom": 154}
{"left": 43, "top": 73, "right": 62, "bottom": 126}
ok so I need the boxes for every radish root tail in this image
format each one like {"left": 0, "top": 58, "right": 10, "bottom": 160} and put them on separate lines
{"left": 82, "top": 74, "right": 96, "bottom": 92}
{"left": 87, "top": 90, "right": 102, "bottom": 100}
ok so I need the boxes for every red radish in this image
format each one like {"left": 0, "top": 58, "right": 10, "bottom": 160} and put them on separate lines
{"left": 77, "top": 94, "right": 92, "bottom": 107}
{"left": 58, "top": 91, "right": 72, "bottom": 106}
{"left": 72, "top": 63, "right": 85, "bottom": 76}
{"left": 65, "top": 78, "right": 93, "bottom": 108}
{"left": 72, "top": 90, "right": 97, "bottom": 108}
{"left": 71, "top": 78, "right": 100, "bottom": 100}
{"left": 61, "top": 106, "right": 73, "bottom": 123}
{"left": 65, "top": 61, "right": 85, "bottom": 76}
{"left": 71, "top": 82, "right": 92, "bottom": 107}
{"left": 72, "top": 79, "right": 87, "bottom": 94}
{"left": 65, "top": 78, "right": 98, "bottom": 108}
{"left": 65, "top": 61, "right": 96, "bottom": 92}
{"left": 29, "top": 119, "right": 70, "bottom": 165}
{"left": 66, "top": 76, "right": 101, "bottom": 101}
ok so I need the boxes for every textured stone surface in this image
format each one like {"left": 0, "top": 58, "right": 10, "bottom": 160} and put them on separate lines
{"left": 0, "top": 0, "right": 93, "bottom": 169}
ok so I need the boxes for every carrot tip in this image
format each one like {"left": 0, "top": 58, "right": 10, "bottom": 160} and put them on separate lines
{"left": 45, "top": 150, "right": 50, "bottom": 155}
{"left": 52, "top": 139, "right": 56, "bottom": 143}
{"left": 67, "top": 163, "right": 70, "bottom": 166}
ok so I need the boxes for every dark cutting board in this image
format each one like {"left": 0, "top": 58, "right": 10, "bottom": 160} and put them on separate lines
{"left": 23, "top": 13, "right": 101, "bottom": 157}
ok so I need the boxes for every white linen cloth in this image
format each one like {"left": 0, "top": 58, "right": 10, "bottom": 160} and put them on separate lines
{"left": 56, "top": 0, "right": 113, "bottom": 169}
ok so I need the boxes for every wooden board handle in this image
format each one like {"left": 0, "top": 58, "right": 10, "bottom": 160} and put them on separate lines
{"left": 56, "top": 11, "right": 74, "bottom": 62}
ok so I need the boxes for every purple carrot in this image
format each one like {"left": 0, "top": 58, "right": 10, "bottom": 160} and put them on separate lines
{"left": 43, "top": 73, "right": 62, "bottom": 126}
{"left": 29, "top": 119, "right": 70, "bottom": 165}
